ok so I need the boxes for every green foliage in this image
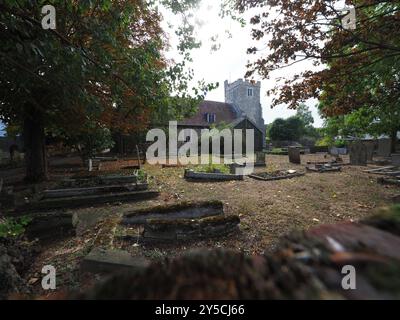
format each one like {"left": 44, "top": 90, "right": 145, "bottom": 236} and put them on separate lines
{"left": 315, "top": 136, "right": 333, "bottom": 147}
{"left": 269, "top": 117, "right": 304, "bottom": 141}
{"left": 333, "top": 139, "right": 346, "bottom": 148}
{"left": 195, "top": 163, "right": 230, "bottom": 174}
{"left": 0, "top": 0, "right": 218, "bottom": 180}
{"left": 136, "top": 169, "right": 147, "bottom": 182}
{"left": 296, "top": 104, "right": 314, "bottom": 127}
{"left": 0, "top": 216, "right": 32, "bottom": 238}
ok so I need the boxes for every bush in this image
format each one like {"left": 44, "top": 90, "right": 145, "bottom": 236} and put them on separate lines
{"left": 0, "top": 216, "right": 32, "bottom": 238}
{"left": 315, "top": 136, "right": 332, "bottom": 147}
{"left": 334, "top": 139, "right": 347, "bottom": 148}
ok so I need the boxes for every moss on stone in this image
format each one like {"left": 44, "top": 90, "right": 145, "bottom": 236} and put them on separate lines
{"left": 124, "top": 200, "right": 224, "bottom": 218}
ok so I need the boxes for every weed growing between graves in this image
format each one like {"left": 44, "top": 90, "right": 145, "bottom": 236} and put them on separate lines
{"left": 0, "top": 216, "right": 32, "bottom": 238}
{"left": 194, "top": 163, "right": 230, "bottom": 174}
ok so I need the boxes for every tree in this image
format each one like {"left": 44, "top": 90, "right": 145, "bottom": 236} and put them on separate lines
{"left": 269, "top": 117, "right": 304, "bottom": 141}
{"left": 235, "top": 0, "right": 400, "bottom": 151}
{"left": 0, "top": 0, "right": 214, "bottom": 182}
{"left": 235, "top": 0, "right": 400, "bottom": 108}
{"left": 296, "top": 104, "right": 314, "bottom": 127}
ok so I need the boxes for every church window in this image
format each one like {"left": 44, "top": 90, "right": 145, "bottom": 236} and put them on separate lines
{"left": 247, "top": 88, "right": 253, "bottom": 97}
{"left": 205, "top": 113, "right": 216, "bottom": 123}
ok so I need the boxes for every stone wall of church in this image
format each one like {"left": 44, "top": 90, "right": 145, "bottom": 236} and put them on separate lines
{"left": 224, "top": 79, "right": 265, "bottom": 147}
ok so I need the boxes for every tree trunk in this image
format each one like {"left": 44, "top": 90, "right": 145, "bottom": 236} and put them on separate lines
{"left": 23, "top": 104, "right": 48, "bottom": 182}
{"left": 390, "top": 130, "right": 398, "bottom": 154}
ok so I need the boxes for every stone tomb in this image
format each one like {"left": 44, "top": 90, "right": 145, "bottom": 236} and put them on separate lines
{"left": 122, "top": 201, "right": 240, "bottom": 242}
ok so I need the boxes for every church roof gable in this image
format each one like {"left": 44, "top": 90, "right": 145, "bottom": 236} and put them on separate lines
{"left": 178, "top": 100, "right": 238, "bottom": 127}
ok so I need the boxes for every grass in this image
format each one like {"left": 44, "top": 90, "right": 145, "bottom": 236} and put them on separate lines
{"left": 193, "top": 163, "right": 230, "bottom": 174}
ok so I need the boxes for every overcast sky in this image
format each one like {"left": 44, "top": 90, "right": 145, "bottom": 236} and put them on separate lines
{"left": 162, "top": 0, "right": 324, "bottom": 127}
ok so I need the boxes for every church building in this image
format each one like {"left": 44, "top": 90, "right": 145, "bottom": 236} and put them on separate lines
{"left": 178, "top": 79, "right": 266, "bottom": 151}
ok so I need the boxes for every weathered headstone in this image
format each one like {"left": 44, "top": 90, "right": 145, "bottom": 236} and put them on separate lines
{"left": 349, "top": 141, "right": 367, "bottom": 166}
{"left": 255, "top": 152, "right": 267, "bottom": 167}
{"left": 377, "top": 138, "right": 391, "bottom": 157}
{"left": 392, "top": 154, "right": 400, "bottom": 166}
{"left": 364, "top": 141, "right": 375, "bottom": 161}
{"left": 288, "top": 147, "right": 301, "bottom": 164}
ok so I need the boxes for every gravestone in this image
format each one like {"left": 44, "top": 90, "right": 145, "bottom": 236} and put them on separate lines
{"left": 254, "top": 152, "right": 266, "bottom": 167}
{"left": 364, "top": 141, "right": 375, "bottom": 161}
{"left": 392, "top": 154, "right": 400, "bottom": 166}
{"left": 288, "top": 147, "right": 301, "bottom": 164}
{"left": 349, "top": 141, "right": 367, "bottom": 165}
{"left": 377, "top": 139, "right": 391, "bottom": 157}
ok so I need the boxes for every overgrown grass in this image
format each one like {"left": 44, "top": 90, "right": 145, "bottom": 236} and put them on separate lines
{"left": 194, "top": 163, "right": 230, "bottom": 174}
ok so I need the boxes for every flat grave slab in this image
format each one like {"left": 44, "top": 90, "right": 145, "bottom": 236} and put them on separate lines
{"left": 306, "top": 164, "right": 342, "bottom": 173}
{"left": 43, "top": 183, "right": 148, "bottom": 199}
{"left": 249, "top": 170, "right": 304, "bottom": 181}
{"left": 17, "top": 190, "right": 160, "bottom": 212}
{"left": 184, "top": 169, "right": 244, "bottom": 181}
{"left": 142, "top": 215, "right": 240, "bottom": 243}
{"left": 122, "top": 200, "right": 224, "bottom": 225}
{"left": 81, "top": 248, "right": 150, "bottom": 274}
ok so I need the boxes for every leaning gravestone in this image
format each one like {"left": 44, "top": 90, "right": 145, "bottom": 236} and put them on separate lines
{"left": 377, "top": 139, "right": 391, "bottom": 157}
{"left": 349, "top": 141, "right": 367, "bottom": 166}
{"left": 288, "top": 147, "right": 301, "bottom": 164}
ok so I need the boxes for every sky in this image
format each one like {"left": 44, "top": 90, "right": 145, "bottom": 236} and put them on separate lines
{"left": 162, "top": 0, "right": 324, "bottom": 127}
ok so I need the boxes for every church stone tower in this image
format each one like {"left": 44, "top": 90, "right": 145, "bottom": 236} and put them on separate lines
{"left": 224, "top": 79, "right": 266, "bottom": 147}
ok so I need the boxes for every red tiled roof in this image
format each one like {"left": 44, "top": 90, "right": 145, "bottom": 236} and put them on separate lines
{"left": 178, "top": 100, "right": 238, "bottom": 127}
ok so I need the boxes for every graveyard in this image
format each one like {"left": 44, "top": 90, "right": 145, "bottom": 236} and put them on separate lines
{"left": 2, "top": 0, "right": 400, "bottom": 304}
{"left": 2, "top": 146, "right": 400, "bottom": 298}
